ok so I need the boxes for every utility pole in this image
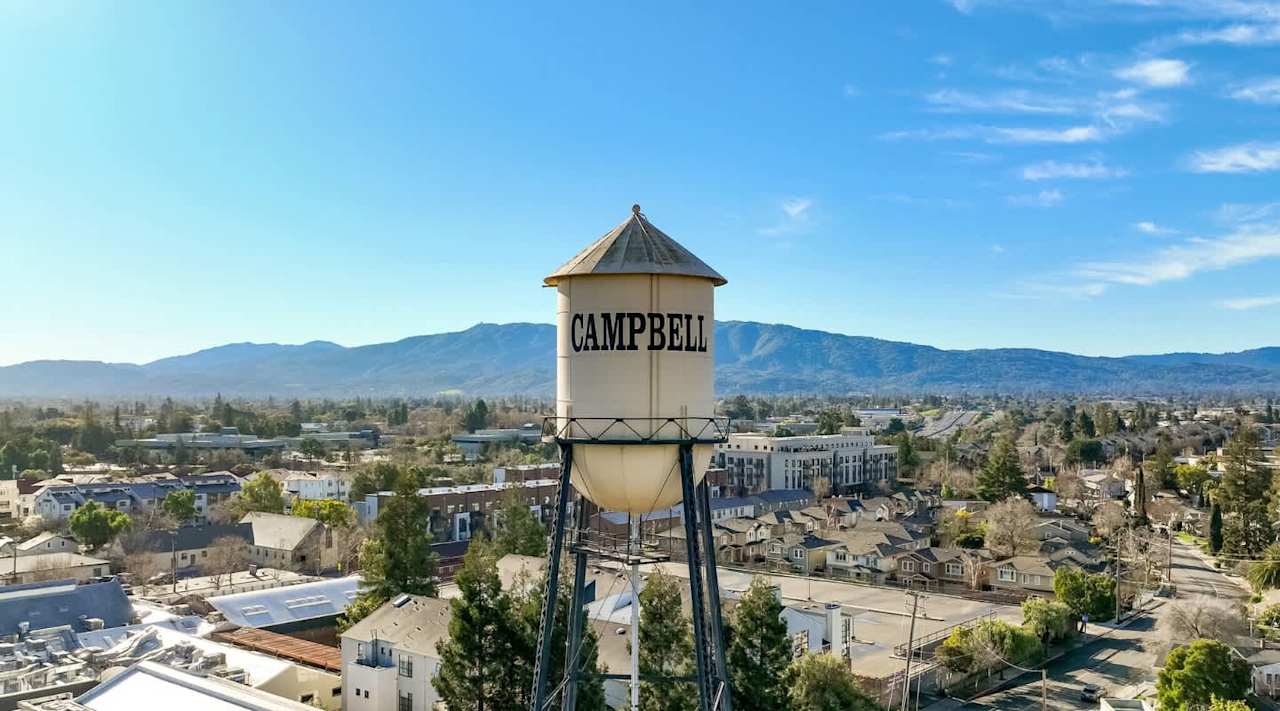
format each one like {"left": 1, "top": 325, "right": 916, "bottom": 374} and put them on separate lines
{"left": 1040, "top": 668, "right": 1047, "bottom": 711}
{"left": 1113, "top": 528, "right": 1123, "bottom": 623}
{"left": 900, "top": 591, "right": 922, "bottom": 711}
{"left": 629, "top": 515, "right": 640, "bottom": 711}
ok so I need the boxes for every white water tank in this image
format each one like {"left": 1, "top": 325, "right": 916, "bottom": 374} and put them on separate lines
{"left": 545, "top": 206, "right": 726, "bottom": 514}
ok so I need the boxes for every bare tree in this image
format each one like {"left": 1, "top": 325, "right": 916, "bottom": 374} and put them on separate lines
{"left": 1159, "top": 595, "right": 1248, "bottom": 646}
{"left": 203, "top": 536, "right": 250, "bottom": 591}
{"left": 335, "top": 525, "right": 368, "bottom": 575}
{"left": 123, "top": 551, "right": 163, "bottom": 597}
{"left": 1054, "top": 468, "right": 1083, "bottom": 509}
{"left": 1092, "top": 501, "right": 1128, "bottom": 539}
{"left": 982, "top": 497, "right": 1039, "bottom": 557}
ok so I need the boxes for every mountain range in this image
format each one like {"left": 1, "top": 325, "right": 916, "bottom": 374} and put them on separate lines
{"left": 3, "top": 321, "right": 1279, "bottom": 398}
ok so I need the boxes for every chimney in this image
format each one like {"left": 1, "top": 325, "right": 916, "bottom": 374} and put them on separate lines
{"left": 825, "top": 603, "right": 847, "bottom": 658}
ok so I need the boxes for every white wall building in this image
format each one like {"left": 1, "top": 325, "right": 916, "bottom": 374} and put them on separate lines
{"left": 716, "top": 429, "right": 897, "bottom": 496}
{"left": 341, "top": 594, "right": 451, "bottom": 711}
{"left": 283, "top": 472, "right": 351, "bottom": 503}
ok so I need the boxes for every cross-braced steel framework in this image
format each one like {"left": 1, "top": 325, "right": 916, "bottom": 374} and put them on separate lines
{"left": 530, "top": 417, "right": 734, "bottom": 711}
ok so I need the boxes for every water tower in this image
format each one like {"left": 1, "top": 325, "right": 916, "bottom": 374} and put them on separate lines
{"left": 531, "top": 206, "right": 733, "bottom": 711}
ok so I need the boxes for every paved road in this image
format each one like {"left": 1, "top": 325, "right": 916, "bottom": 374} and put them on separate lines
{"left": 946, "top": 538, "right": 1248, "bottom": 710}
{"left": 920, "top": 411, "right": 980, "bottom": 439}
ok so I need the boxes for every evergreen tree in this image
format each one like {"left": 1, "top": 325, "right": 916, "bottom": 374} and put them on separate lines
{"left": 976, "top": 436, "right": 1026, "bottom": 502}
{"left": 1217, "top": 428, "right": 1271, "bottom": 555}
{"left": 233, "top": 472, "right": 286, "bottom": 515}
{"left": 492, "top": 488, "right": 546, "bottom": 557}
{"left": 359, "top": 478, "right": 438, "bottom": 602}
{"left": 638, "top": 569, "right": 695, "bottom": 711}
{"left": 726, "top": 577, "right": 791, "bottom": 711}
{"left": 512, "top": 570, "right": 606, "bottom": 710}
{"left": 1157, "top": 639, "right": 1250, "bottom": 711}
{"left": 1076, "top": 410, "right": 1096, "bottom": 438}
{"left": 436, "top": 540, "right": 524, "bottom": 710}
{"left": 1209, "top": 501, "right": 1224, "bottom": 554}
{"left": 788, "top": 653, "right": 879, "bottom": 711}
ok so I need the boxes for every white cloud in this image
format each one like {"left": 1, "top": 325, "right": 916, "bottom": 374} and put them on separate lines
{"left": 1021, "top": 159, "right": 1127, "bottom": 180}
{"left": 782, "top": 198, "right": 812, "bottom": 219}
{"left": 872, "top": 193, "right": 971, "bottom": 209}
{"left": 1007, "top": 189, "right": 1065, "bottom": 207}
{"left": 925, "top": 89, "right": 1079, "bottom": 114}
{"left": 1077, "top": 224, "right": 1280, "bottom": 286}
{"left": 948, "top": 0, "right": 978, "bottom": 13}
{"left": 1187, "top": 141, "right": 1280, "bottom": 173}
{"left": 991, "top": 244, "right": 1007, "bottom": 254}
{"left": 759, "top": 197, "right": 815, "bottom": 237}
{"left": 1134, "top": 220, "right": 1178, "bottom": 235}
{"left": 1157, "top": 23, "right": 1280, "bottom": 49}
{"left": 992, "top": 126, "right": 1102, "bottom": 143}
{"left": 842, "top": 83, "right": 860, "bottom": 98}
{"left": 1216, "top": 202, "right": 1280, "bottom": 223}
{"left": 1115, "top": 58, "right": 1191, "bottom": 87}
{"left": 931, "top": 53, "right": 955, "bottom": 66}
{"left": 1230, "top": 77, "right": 1280, "bottom": 104}
{"left": 1221, "top": 295, "right": 1280, "bottom": 310}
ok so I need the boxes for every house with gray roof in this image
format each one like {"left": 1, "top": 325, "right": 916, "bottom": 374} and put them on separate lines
{"left": 241, "top": 512, "right": 338, "bottom": 574}
{"left": 340, "top": 594, "right": 453, "bottom": 711}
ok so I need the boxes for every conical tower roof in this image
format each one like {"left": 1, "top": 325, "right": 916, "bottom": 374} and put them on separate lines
{"left": 544, "top": 205, "right": 727, "bottom": 286}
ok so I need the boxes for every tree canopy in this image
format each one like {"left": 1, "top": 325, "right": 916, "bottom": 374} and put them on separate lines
{"left": 639, "top": 569, "right": 694, "bottom": 711}
{"left": 726, "top": 577, "right": 791, "bottom": 711}
{"left": 787, "top": 653, "right": 879, "bottom": 711}
{"left": 234, "top": 472, "right": 285, "bottom": 516}
{"left": 976, "top": 436, "right": 1025, "bottom": 502}
{"left": 1156, "top": 639, "right": 1250, "bottom": 711}
{"left": 69, "top": 501, "right": 131, "bottom": 548}
{"left": 292, "top": 499, "right": 355, "bottom": 529}
{"left": 161, "top": 490, "right": 197, "bottom": 524}
{"left": 1053, "top": 567, "right": 1115, "bottom": 623}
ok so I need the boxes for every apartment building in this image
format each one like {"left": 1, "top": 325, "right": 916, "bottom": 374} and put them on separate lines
{"left": 716, "top": 429, "right": 897, "bottom": 496}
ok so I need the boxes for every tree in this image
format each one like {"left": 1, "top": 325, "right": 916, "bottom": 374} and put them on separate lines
{"left": 69, "top": 501, "right": 131, "bottom": 549}
{"left": 345, "top": 479, "right": 439, "bottom": 628}
{"left": 204, "top": 536, "right": 250, "bottom": 591}
{"left": 896, "top": 434, "right": 920, "bottom": 479}
{"left": 1208, "top": 699, "right": 1251, "bottom": 711}
{"left": 1053, "top": 567, "right": 1115, "bottom": 625}
{"left": 976, "top": 437, "right": 1026, "bottom": 502}
{"left": 491, "top": 488, "right": 546, "bottom": 558}
{"left": 1156, "top": 639, "right": 1250, "bottom": 711}
{"left": 787, "top": 653, "right": 878, "bottom": 711}
{"left": 234, "top": 473, "right": 285, "bottom": 516}
{"left": 461, "top": 399, "right": 490, "bottom": 433}
{"left": 726, "top": 577, "right": 791, "bottom": 711}
{"left": 1174, "top": 465, "right": 1211, "bottom": 501}
{"left": 298, "top": 438, "right": 326, "bottom": 465}
{"left": 816, "top": 409, "right": 844, "bottom": 436}
{"left": 1217, "top": 428, "right": 1271, "bottom": 555}
{"left": 436, "top": 540, "right": 524, "bottom": 711}
{"left": 1063, "top": 439, "right": 1103, "bottom": 466}
{"left": 511, "top": 570, "right": 606, "bottom": 711}
{"left": 292, "top": 499, "right": 355, "bottom": 529}
{"left": 1160, "top": 595, "right": 1247, "bottom": 646}
{"left": 1092, "top": 501, "right": 1128, "bottom": 540}
{"left": 982, "top": 497, "right": 1039, "bottom": 557}
{"left": 967, "top": 618, "right": 1042, "bottom": 672}
{"left": 1076, "top": 411, "right": 1096, "bottom": 439}
{"left": 1053, "top": 468, "right": 1083, "bottom": 509}
{"left": 123, "top": 550, "right": 163, "bottom": 596}
{"left": 162, "top": 490, "right": 197, "bottom": 525}
{"left": 1209, "top": 501, "right": 1224, "bottom": 554}
{"left": 1021, "top": 597, "right": 1075, "bottom": 644}
{"left": 639, "top": 569, "right": 694, "bottom": 711}
{"left": 1248, "top": 544, "right": 1280, "bottom": 593}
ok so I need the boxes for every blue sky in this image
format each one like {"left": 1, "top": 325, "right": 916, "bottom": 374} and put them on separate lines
{"left": 2, "top": 1, "right": 1279, "bottom": 365}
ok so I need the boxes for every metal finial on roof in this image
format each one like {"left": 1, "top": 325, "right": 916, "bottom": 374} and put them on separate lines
{"left": 544, "top": 207, "right": 727, "bottom": 287}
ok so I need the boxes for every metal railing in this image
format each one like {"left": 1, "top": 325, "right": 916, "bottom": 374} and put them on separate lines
{"left": 893, "top": 610, "right": 997, "bottom": 660}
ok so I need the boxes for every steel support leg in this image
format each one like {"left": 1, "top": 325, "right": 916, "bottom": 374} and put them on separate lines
{"left": 562, "top": 498, "right": 589, "bottom": 711}
{"left": 679, "top": 444, "right": 713, "bottom": 711}
{"left": 696, "top": 478, "right": 733, "bottom": 711}
{"left": 533, "top": 445, "right": 575, "bottom": 711}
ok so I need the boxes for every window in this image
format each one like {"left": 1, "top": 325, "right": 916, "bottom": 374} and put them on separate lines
{"left": 364, "top": 690, "right": 369, "bottom": 699}
{"left": 901, "top": 560, "right": 915, "bottom": 572}
{"left": 791, "top": 549, "right": 803, "bottom": 560}
{"left": 332, "top": 688, "right": 342, "bottom": 697}
{"left": 398, "top": 654, "right": 413, "bottom": 678}
{"left": 398, "top": 691, "right": 413, "bottom": 711}
{"left": 998, "top": 568, "right": 1016, "bottom": 582}
{"left": 946, "top": 562, "right": 963, "bottom": 577}
{"left": 300, "top": 694, "right": 314, "bottom": 704}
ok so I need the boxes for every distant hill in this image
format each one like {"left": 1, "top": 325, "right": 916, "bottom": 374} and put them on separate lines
{"left": 2, "top": 321, "right": 1278, "bottom": 397}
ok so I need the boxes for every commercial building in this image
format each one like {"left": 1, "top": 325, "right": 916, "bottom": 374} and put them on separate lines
{"left": 356, "top": 478, "right": 559, "bottom": 543}
{"left": 0, "top": 554, "right": 113, "bottom": 586}
{"left": 449, "top": 425, "right": 542, "bottom": 461}
{"left": 207, "top": 575, "right": 361, "bottom": 646}
{"left": 240, "top": 513, "right": 340, "bottom": 575}
{"left": 715, "top": 429, "right": 897, "bottom": 497}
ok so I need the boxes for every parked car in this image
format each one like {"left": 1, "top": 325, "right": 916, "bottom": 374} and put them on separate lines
{"left": 1080, "top": 683, "right": 1103, "bottom": 702}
